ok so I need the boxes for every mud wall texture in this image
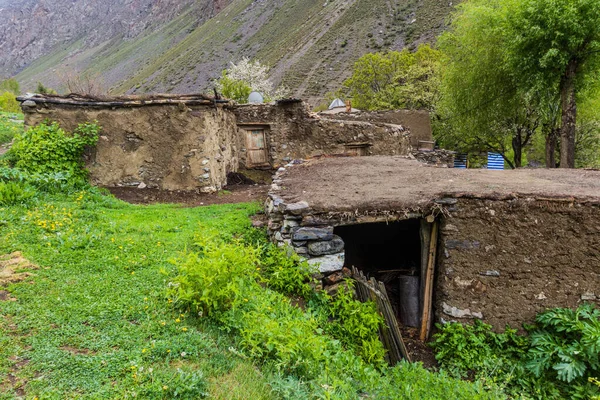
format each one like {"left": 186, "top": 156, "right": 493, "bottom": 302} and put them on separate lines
{"left": 22, "top": 103, "right": 238, "bottom": 191}
{"left": 318, "top": 109, "right": 432, "bottom": 147}
{"left": 234, "top": 103, "right": 411, "bottom": 168}
{"left": 437, "top": 198, "right": 600, "bottom": 330}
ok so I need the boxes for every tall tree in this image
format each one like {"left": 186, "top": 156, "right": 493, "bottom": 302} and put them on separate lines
{"left": 436, "top": 0, "right": 545, "bottom": 168}
{"left": 343, "top": 45, "right": 441, "bottom": 111}
{"left": 507, "top": 0, "right": 600, "bottom": 168}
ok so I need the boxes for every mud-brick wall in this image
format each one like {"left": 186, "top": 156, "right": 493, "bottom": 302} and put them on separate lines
{"left": 319, "top": 109, "right": 432, "bottom": 147}
{"left": 22, "top": 103, "right": 238, "bottom": 191}
{"left": 437, "top": 198, "right": 600, "bottom": 330}
{"left": 234, "top": 102, "right": 411, "bottom": 168}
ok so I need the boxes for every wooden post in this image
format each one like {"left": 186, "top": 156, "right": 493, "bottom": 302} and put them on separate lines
{"left": 420, "top": 221, "right": 438, "bottom": 341}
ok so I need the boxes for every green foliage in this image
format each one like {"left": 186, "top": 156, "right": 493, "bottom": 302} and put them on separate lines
{"left": 343, "top": 44, "right": 441, "bottom": 111}
{"left": 431, "top": 320, "right": 528, "bottom": 378}
{"left": 507, "top": 0, "right": 600, "bottom": 86}
{"left": 432, "top": 304, "right": 600, "bottom": 399}
{"left": 8, "top": 121, "right": 99, "bottom": 181}
{"left": 170, "top": 233, "right": 500, "bottom": 399}
{"left": 322, "top": 281, "right": 386, "bottom": 365}
{"left": 0, "top": 192, "right": 273, "bottom": 398}
{"left": 0, "top": 181, "right": 36, "bottom": 206}
{"left": 0, "top": 78, "right": 20, "bottom": 95}
{"left": 436, "top": 0, "right": 600, "bottom": 168}
{"left": 0, "top": 112, "right": 23, "bottom": 145}
{"left": 260, "top": 245, "right": 314, "bottom": 297}
{"left": 217, "top": 70, "right": 253, "bottom": 104}
{"left": 36, "top": 81, "right": 58, "bottom": 95}
{"left": 0, "top": 91, "right": 21, "bottom": 113}
{"left": 525, "top": 304, "right": 600, "bottom": 389}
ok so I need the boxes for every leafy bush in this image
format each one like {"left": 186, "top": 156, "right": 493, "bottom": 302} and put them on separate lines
{"left": 0, "top": 112, "right": 23, "bottom": 144}
{"left": 217, "top": 71, "right": 252, "bottom": 104}
{"left": 0, "top": 181, "right": 36, "bottom": 206}
{"left": 169, "top": 233, "right": 501, "bottom": 399}
{"left": 260, "top": 245, "right": 315, "bottom": 297}
{"left": 0, "top": 92, "right": 20, "bottom": 113}
{"left": 432, "top": 304, "right": 600, "bottom": 399}
{"left": 322, "top": 281, "right": 386, "bottom": 365}
{"left": 0, "top": 78, "right": 20, "bottom": 95}
{"left": 525, "top": 304, "right": 600, "bottom": 395}
{"left": 8, "top": 121, "right": 99, "bottom": 181}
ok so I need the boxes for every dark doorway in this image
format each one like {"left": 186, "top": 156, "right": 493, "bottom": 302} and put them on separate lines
{"left": 334, "top": 219, "right": 423, "bottom": 327}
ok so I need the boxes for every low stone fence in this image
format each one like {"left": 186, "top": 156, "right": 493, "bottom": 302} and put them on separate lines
{"left": 411, "top": 149, "right": 455, "bottom": 167}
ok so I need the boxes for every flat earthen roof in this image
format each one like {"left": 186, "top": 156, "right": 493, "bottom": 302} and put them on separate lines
{"left": 275, "top": 156, "right": 600, "bottom": 212}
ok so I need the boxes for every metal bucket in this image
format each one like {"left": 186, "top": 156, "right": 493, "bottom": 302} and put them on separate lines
{"left": 398, "top": 275, "right": 420, "bottom": 327}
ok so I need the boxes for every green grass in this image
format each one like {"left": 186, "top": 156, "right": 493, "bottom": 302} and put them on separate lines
{"left": 0, "top": 112, "right": 23, "bottom": 145}
{"left": 0, "top": 192, "right": 276, "bottom": 399}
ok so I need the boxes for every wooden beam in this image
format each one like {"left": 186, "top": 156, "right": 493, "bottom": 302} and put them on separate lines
{"left": 420, "top": 221, "right": 438, "bottom": 341}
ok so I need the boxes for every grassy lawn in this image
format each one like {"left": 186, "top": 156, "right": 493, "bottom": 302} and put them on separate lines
{"left": 0, "top": 112, "right": 23, "bottom": 146}
{"left": 0, "top": 192, "right": 275, "bottom": 399}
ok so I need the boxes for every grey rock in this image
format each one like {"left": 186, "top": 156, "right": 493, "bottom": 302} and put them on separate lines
{"left": 480, "top": 270, "right": 500, "bottom": 277}
{"left": 307, "top": 253, "right": 344, "bottom": 273}
{"left": 445, "top": 239, "right": 480, "bottom": 250}
{"left": 581, "top": 292, "right": 596, "bottom": 301}
{"left": 22, "top": 100, "right": 36, "bottom": 107}
{"left": 435, "top": 198, "right": 458, "bottom": 205}
{"left": 442, "top": 302, "right": 483, "bottom": 319}
{"left": 308, "top": 236, "right": 344, "bottom": 256}
{"left": 285, "top": 201, "right": 310, "bottom": 215}
{"left": 293, "top": 227, "right": 333, "bottom": 241}
{"left": 137, "top": 182, "right": 147, "bottom": 189}
{"left": 294, "top": 246, "right": 308, "bottom": 255}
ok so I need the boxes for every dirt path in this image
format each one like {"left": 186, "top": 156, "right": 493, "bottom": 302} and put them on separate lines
{"left": 108, "top": 183, "right": 269, "bottom": 206}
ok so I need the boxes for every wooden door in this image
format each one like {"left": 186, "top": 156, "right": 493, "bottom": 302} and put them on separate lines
{"left": 245, "top": 129, "right": 269, "bottom": 167}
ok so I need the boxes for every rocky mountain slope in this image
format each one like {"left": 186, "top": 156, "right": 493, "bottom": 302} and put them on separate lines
{"left": 2, "top": 0, "right": 457, "bottom": 103}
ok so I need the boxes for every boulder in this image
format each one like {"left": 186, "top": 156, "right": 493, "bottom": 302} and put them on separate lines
{"left": 307, "top": 253, "right": 344, "bottom": 273}
{"left": 307, "top": 235, "right": 344, "bottom": 256}
{"left": 292, "top": 227, "right": 333, "bottom": 241}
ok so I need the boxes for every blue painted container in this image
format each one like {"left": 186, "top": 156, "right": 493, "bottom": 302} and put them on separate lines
{"left": 454, "top": 153, "right": 467, "bottom": 169}
{"left": 487, "top": 152, "right": 505, "bottom": 170}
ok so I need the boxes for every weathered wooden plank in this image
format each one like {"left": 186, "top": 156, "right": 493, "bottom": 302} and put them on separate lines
{"left": 420, "top": 221, "right": 438, "bottom": 341}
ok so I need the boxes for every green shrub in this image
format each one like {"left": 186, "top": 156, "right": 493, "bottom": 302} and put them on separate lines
{"left": 217, "top": 71, "right": 252, "bottom": 103}
{"left": 260, "top": 245, "right": 315, "bottom": 297}
{"left": 0, "top": 112, "right": 23, "bottom": 144}
{"left": 431, "top": 304, "right": 600, "bottom": 399}
{"left": 322, "top": 281, "right": 386, "bottom": 365}
{"left": 0, "top": 91, "right": 20, "bottom": 113}
{"left": 169, "top": 233, "right": 502, "bottom": 399}
{"left": 0, "top": 181, "right": 36, "bottom": 206}
{"left": 525, "top": 303, "right": 600, "bottom": 397}
{"left": 0, "top": 78, "right": 20, "bottom": 95}
{"left": 8, "top": 121, "right": 99, "bottom": 181}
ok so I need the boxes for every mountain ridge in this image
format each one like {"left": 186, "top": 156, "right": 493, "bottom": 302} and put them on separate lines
{"left": 2, "top": 0, "right": 457, "bottom": 103}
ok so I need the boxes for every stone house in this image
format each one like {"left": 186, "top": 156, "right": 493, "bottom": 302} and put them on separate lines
{"left": 265, "top": 156, "right": 600, "bottom": 337}
{"left": 19, "top": 94, "right": 441, "bottom": 192}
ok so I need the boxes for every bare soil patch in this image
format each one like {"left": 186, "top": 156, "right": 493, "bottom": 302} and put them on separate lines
{"left": 107, "top": 183, "right": 269, "bottom": 206}
{"left": 277, "top": 156, "right": 600, "bottom": 212}
{"left": 0, "top": 252, "right": 38, "bottom": 288}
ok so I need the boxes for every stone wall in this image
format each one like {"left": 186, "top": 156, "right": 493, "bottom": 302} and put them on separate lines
{"left": 436, "top": 198, "right": 600, "bottom": 330}
{"left": 21, "top": 100, "right": 238, "bottom": 192}
{"left": 234, "top": 102, "right": 412, "bottom": 168}
{"left": 266, "top": 171, "right": 600, "bottom": 330}
{"left": 318, "top": 109, "right": 432, "bottom": 147}
{"left": 410, "top": 149, "right": 455, "bottom": 168}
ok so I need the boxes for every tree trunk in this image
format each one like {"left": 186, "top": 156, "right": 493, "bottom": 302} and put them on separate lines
{"left": 545, "top": 126, "right": 558, "bottom": 168}
{"left": 559, "top": 59, "right": 577, "bottom": 168}
{"left": 512, "top": 128, "right": 523, "bottom": 168}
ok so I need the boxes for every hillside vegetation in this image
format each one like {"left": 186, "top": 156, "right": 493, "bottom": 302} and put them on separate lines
{"left": 6, "top": 0, "right": 457, "bottom": 102}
